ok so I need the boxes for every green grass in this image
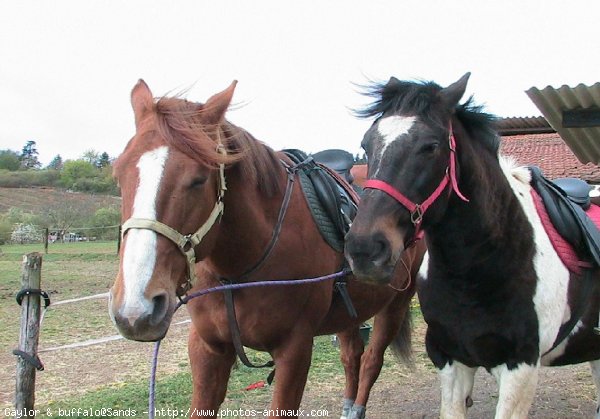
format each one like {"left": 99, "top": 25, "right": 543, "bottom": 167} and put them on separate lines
{"left": 35, "top": 336, "right": 346, "bottom": 418}
{"left": 1, "top": 241, "right": 421, "bottom": 417}
{"left": 0, "top": 241, "right": 119, "bottom": 368}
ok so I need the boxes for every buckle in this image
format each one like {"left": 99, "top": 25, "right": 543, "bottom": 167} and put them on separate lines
{"left": 410, "top": 204, "right": 423, "bottom": 225}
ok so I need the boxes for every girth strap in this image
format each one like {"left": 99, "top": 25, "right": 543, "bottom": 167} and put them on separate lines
{"left": 222, "top": 284, "right": 274, "bottom": 369}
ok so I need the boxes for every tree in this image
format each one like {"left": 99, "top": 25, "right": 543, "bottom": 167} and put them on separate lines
{"left": 354, "top": 152, "right": 367, "bottom": 164}
{"left": 89, "top": 206, "right": 121, "bottom": 240}
{"left": 47, "top": 154, "right": 64, "bottom": 170}
{"left": 0, "top": 149, "right": 21, "bottom": 171}
{"left": 20, "top": 140, "right": 41, "bottom": 169}
{"left": 60, "top": 160, "right": 97, "bottom": 189}
{"left": 11, "top": 223, "right": 42, "bottom": 244}
{"left": 42, "top": 190, "right": 96, "bottom": 236}
{"left": 82, "top": 150, "right": 100, "bottom": 166}
{"left": 96, "top": 152, "right": 111, "bottom": 169}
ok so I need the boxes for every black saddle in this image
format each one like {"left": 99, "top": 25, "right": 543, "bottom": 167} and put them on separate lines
{"left": 284, "top": 149, "right": 358, "bottom": 242}
{"left": 312, "top": 149, "right": 355, "bottom": 185}
{"left": 529, "top": 166, "right": 600, "bottom": 267}
{"left": 528, "top": 167, "right": 600, "bottom": 351}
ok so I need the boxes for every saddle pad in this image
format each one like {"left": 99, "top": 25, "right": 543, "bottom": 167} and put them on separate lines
{"left": 297, "top": 169, "right": 345, "bottom": 252}
{"left": 531, "top": 189, "right": 600, "bottom": 275}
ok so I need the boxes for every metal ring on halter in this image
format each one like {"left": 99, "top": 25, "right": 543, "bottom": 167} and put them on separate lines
{"left": 410, "top": 204, "right": 424, "bottom": 225}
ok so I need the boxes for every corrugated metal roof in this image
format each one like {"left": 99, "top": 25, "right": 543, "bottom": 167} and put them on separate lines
{"left": 495, "top": 116, "right": 553, "bottom": 135}
{"left": 526, "top": 82, "right": 600, "bottom": 164}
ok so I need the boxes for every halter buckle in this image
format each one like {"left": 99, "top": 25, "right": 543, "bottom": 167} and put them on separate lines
{"left": 181, "top": 234, "right": 195, "bottom": 252}
{"left": 410, "top": 204, "right": 423, "bottom": 225}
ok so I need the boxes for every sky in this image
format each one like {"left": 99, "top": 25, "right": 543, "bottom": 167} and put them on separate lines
{"left": 1, "top": 1, "right": 599, "bottom": 166}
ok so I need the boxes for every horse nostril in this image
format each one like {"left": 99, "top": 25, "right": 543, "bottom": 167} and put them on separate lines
{"left": 369, "top": 237, "right": 391, "bottom": 265}
{"left": 347, "top": 233, "right": 391, "bottom": 265}
{"left": 150, "top": 292, "right": 169, "bottom": 326}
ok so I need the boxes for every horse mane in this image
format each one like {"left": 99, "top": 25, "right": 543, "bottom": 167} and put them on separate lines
{"left": 154, "top": 96, "right": 283, "bottom": 197}
{"left": 356, "top": 78, "right": 500, "bottom": 155}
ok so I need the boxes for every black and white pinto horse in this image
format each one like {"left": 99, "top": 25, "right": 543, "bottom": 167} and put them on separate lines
{"left": 345, "top": 73, "right": 600, "bottom": 418}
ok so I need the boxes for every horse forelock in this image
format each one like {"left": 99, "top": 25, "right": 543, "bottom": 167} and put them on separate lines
{"left": 154, "top": 96, "right": 232, "bottom": 168}
{"left": 356, "top": 78, "right": 499, "bottom": 158}
{"left": 147, "top": 96, "right": 282, "bottom": 197}
{"left": 355, "top": 79, "right": 444, "bottom": 121}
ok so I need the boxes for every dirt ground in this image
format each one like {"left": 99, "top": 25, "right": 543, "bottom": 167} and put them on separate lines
{"left": 1, "top": 312, "right": 598, "bottom": 418}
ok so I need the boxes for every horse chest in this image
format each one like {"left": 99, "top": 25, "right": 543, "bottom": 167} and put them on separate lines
{"left": 418, "top": 276, "right": 540, "bottom": 369}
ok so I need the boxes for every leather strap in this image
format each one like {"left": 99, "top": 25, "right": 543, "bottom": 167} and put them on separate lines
{"left": 218, "top": 160, "right": 298, "bottom": 369}
{"left": 223, "top": 286, "right": 274, "bottom": 369}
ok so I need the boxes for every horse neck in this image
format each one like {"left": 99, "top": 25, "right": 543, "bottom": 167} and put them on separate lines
{"left": 204, "top": 151, "right": 290, "bottom": 279}
{"left": 427, "top": 126, "right": 535, "bottom": 280}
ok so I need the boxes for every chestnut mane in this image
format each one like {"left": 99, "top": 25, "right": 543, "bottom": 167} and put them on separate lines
{"left": 154, "top": 96, "right": 283, "bottom": 197}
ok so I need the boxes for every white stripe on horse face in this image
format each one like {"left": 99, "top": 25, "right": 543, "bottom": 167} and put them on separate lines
{"left": 375, "top": 115, "right": 416, "bottom": 175}
{"left": 121, "top": 146, "right": 169, "bottom": 322}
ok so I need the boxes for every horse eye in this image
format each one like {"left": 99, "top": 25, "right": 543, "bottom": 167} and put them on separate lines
{"left": 189, "top": 176, "right": 208, "bottom": 189}
{"left": 419, "top": 142, "right": 439, "bottom": 154}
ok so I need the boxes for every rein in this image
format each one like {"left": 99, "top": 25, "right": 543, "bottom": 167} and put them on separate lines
{"left": 363, "top": 122, "right": 468, "bottom": 245}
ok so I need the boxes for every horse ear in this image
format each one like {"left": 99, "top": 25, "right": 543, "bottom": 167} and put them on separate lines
{"left": 386, "top": 76, "right": 401, "bottom": 87}
{"left": 131, "top": 79, "right": 154, "bottom": 126}
{"left": 201, "top": 80, "right": 238, "bottom": 125}
{"left": 441, "top": 72, "right": 471, "bottom": 108}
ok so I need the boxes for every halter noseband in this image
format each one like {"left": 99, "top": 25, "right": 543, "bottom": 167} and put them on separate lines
{"left": 121, "top": 143, "right": 228, "bottom": 295}
{"left": 363, "top": 122, "right": 468, "bottom": 245}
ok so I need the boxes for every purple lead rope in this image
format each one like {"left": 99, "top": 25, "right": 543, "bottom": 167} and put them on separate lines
{"left": 148, "top": 269, "right": 348, "bottom": 418}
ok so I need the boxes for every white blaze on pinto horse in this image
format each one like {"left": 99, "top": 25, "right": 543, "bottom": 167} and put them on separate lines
{"left": 345, "top": 73, "right": 600, "bottom": 418}
{"left": 109, "top": 80, "right": 425, "bottom": 419}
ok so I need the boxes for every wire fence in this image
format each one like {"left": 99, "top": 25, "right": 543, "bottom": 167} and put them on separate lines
{"left": 9, "top": 224, "right": 121, "bottom": 245}
{"left": 37, "top": 292, "right": 191, "bottom": 353}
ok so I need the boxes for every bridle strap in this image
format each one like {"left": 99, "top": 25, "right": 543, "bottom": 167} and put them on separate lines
{"left": 363, "top": 121, "right": 468, "bottom": 241}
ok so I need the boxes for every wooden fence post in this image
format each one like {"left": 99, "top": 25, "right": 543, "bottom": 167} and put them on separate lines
{"left": 15, "top": 252, "right": 43, "bottom": 413}
{"left": 43, "top": 228, "right": 48, "bottom": 254}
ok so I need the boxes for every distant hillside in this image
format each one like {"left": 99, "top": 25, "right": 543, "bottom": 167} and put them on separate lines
{"left": 0, "top": 187, "right": 121, "bottom": 214}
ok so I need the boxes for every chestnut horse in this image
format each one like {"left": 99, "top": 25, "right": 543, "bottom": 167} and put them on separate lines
{"left": 345, "top": 73, "right": 600, "bottom": 418}
{"left": 109, "top": 80, "right": 425, "bottom": 418}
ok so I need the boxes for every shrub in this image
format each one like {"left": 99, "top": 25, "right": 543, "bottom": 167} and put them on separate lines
{"left": 88, "top": 207, "right": 121, "bottom": 240}
{"left": 11, "top": 223, "right": 42, "bottom": 244}
{"left": 0, "top": 169, "right": 60, "bottom": 188}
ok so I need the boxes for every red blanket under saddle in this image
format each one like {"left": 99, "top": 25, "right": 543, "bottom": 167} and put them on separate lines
{"left": 531, "top": 189, "right": 600, "bottom": 275}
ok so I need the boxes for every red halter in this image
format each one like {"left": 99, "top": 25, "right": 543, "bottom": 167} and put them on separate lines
{"left": 363, "top": 122, "right": 469, "bottom": 245}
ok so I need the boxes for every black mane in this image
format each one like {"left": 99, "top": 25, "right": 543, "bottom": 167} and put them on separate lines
{"left": 355, "top": 78, "right": 443, "bottom": 120}
{"left": 356, "top": 78, "right": 500, "bottom": 155}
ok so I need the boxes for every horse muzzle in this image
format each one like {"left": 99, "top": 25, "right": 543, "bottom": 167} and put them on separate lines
{"left": 345, "top": 230, "right": 401, "bottom": 284}
{"left": 108, "top": 286, "right": 175, "bottom": 342}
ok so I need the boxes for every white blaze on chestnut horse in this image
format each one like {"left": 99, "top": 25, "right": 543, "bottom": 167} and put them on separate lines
{"left": 108, "top": 80, "right": 425, "bottom": 418}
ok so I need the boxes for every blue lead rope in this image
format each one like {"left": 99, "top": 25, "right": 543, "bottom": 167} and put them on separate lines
{"left": 148, "top": 269, "right": 349, "bottom": 418}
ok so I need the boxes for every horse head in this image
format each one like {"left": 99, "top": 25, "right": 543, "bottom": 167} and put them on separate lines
{"left": 345, "top": 73, "right": 471, "bottom": 283}
{"left": 109, "top": 80, "right": 237, "bottom": 341}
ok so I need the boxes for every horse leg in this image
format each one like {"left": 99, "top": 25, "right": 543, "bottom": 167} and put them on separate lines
{"left": 268, "top": 333, "right": 314, "bottom": 417}
{"left": 438, "top": 361, "right": 477, "bottom": 419}
{"left": 591, "top": 359, "right": 600, "bottom": 418}
{"left": 188, "top": 327, "right": 236, "bottom": 418}
{"left": 336, "top": 328, "right": 364, "bottom": 419}
{"left": 491, "top": 363, "right": 538, "bottom": 419}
